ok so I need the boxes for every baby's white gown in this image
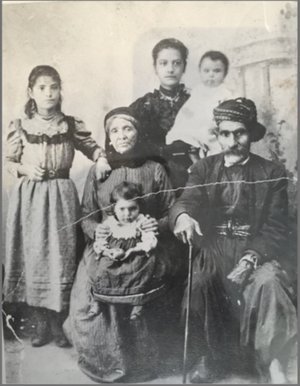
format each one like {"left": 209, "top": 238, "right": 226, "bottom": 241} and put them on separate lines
{"left": 166, "top": 83, "right": 233, "bottom": 156}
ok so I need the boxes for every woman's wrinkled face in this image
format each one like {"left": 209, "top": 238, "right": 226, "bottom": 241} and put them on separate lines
{"left": 108, "top": 117, "right": 138, "bottom": 154}
{"left": 114, "top": 199, "right": 140, "bottom": 224}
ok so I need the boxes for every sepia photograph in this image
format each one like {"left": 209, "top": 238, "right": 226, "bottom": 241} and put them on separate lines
{"left": 2, "top": 0, "right": 298, "bottom": 384}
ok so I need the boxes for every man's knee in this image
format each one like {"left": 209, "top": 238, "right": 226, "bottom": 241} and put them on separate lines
{"left": 191, "top": 270, "right": 219, "bottom": 294}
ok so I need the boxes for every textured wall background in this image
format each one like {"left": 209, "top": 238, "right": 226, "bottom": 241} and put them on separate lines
{"left": 2, "top": 3, "right": 297, "bottom": 382}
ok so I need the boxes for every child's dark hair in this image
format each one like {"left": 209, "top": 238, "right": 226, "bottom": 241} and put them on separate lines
{"left": 199, "top": 51, "right": 229, "bottom": 76}
{"left": 110, "top": 181, "right": 144, "bottom": 212}
{"left": 25, "top": 65, "right": 62, "bottom": 118}
{"left": 152, "top": 38, "right": 189, "bottom": 71}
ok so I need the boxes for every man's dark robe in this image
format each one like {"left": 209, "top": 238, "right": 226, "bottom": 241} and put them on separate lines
{"left": 169, "top": 152, "right": 297, "bottom": 376}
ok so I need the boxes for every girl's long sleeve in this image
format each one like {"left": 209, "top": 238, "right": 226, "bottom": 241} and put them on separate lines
{"left": 5, "top": 120, "right": 23, "bottom": 177}
{"left": 72, "top": 117, "right": 106, "bottom": 161}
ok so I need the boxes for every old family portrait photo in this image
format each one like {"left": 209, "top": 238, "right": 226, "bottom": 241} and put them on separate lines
{"left": 2, "top": 0, "right": 298, "bottom": 384}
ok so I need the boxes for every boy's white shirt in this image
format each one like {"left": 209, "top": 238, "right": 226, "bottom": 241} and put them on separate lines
{"left": 166, "top": 82, "right": 234, "bottom": 155}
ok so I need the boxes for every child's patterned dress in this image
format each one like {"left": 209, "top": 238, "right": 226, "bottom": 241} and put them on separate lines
{"left": 87, "top": 214, "right": 171, "bottom": 306}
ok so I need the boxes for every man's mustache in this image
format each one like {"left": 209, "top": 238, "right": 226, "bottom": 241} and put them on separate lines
{"left": 225, "top": 143, "right": 248, "bottom": 154}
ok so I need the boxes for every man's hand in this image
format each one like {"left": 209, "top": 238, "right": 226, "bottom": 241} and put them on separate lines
{"left": 95, "top": 157, "right": 111, "bottom": 181}
{"left": 173, "top": 213, "right": 203, "bottom": 245}
{"left": 227, "top": 256, "right": 254, "bottom": 289}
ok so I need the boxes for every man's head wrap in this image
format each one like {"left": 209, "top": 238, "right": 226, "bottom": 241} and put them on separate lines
{"left": 213, "top": 98, "right": 266, "bottom": 142}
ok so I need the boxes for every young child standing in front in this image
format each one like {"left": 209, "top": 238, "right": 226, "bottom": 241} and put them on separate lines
{"left": 3, "top": 65, "right": 110, "bottom": 348}
{"left": 167, "top": 51, "right": 233, "bottom": 160}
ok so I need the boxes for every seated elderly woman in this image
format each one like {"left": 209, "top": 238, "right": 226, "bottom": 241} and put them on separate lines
{"left": 65, "top": 107, "right": 182, "bottom": 383}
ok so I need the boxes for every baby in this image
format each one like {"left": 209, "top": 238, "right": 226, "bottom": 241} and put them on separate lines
{"left": 167, "top": 50, "right": 234, "bottom": 160}
{"left": 89, "top": 182, "right": 158, "bottom": 320}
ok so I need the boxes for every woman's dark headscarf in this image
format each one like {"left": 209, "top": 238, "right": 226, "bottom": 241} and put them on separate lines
{"left": 104, "top": 107, "right": 149, "bottom": 169}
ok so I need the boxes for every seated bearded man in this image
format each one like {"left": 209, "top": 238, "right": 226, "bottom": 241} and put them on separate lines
{"left": 169, "top": 98, "right": 297, "bottom": 384}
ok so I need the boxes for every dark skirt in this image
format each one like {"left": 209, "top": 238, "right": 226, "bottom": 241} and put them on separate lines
{"left": 64, "top": 257, "right": 158, "bottom": 382}
{"left": 4, "top": 178, "right": 80, "bottom": 312}
{"left": 64, "top": 239, "right": 186, "bottom": 383}
{"left": 86, "top": 235, "right": 174, "bottom": 305}
{"left": 182, "top": 235, "right": 297, "bottom": 372}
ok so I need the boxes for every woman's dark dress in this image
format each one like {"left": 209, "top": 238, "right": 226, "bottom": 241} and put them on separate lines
{"left": 130, "top": 84, "right": 191, "bottom": 189}
{"left": 65, "top": 161, "right": 180, "bottom": 382}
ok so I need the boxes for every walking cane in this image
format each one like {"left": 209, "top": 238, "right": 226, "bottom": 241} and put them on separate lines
{"left": 182, "top": 243, "right": 193, "bottom": 384}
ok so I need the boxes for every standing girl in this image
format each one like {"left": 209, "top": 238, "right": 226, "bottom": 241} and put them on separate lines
{"left": 130, "top": 38, "right": 191, "bottom": 189}
{"left": 3, "top": 65, "right": 110, "bottom": 347}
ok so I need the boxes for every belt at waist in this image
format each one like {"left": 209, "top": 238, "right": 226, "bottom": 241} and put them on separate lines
{"left": 215, "top": 219, "right": 251, "bottom": 238}
{"left": 43, "top": 168, "right": 70, "bottom": 180}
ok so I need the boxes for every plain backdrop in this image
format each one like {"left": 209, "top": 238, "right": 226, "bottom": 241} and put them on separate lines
{"left": 3, "top": 1, "right": 290, "bottom": 193}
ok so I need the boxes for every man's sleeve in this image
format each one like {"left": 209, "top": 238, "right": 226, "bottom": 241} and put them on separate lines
{"left": 244, "top": 166, "right": 289, "bottom": 262}
{"left": 169, "top": 161, "right": 206, "bottom": 230}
